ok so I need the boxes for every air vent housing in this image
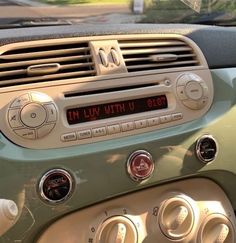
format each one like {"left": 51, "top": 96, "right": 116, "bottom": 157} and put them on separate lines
{"left": 119, "top": 38, "right": 200, "bottom": 73}
{"left": 0, "top": 41, "right": 96, "bottom": 87}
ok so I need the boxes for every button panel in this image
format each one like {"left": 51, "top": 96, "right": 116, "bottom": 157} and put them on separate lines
{"left": 8, "top": 92, "right": 58, "bottom": 140}
{"left": 61, "top": 112, "right": 183, "bottom": 143}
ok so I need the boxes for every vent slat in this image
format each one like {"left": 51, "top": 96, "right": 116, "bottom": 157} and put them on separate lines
{"left": 60, "top": 62, "right": 94, "bottom": 70}
{"left": 126, "top": 60, "right": 198, "bottom": 70}
{"left": 0, "top": 69, "right": 26, "bottom": 77}
{"left": 119, "top": 39, "right": 199, "bottom": 73}
{"left": 124, "top": 54, "right": 196, "bottom": 62}
{"left": 0, "top": 47, "right": 90, "bottom": 60}
{"left": 121, "top": 47, "right": 192, "bottom": 55}
{"left": 0, "top": 70, "right": 96, "bottom": 87}
{"left": 0, "top": 62, "right": 95, "bottom": 79}
{"left": 0, "top": 55, "right": 92, "bottom": 69}
{"left": 119, "top": 40, "right": 185, "bottom": 48}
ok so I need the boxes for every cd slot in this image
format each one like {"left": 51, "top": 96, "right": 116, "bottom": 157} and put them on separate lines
{"left": 64, "top": 82, "right": 160, "bottom": 98}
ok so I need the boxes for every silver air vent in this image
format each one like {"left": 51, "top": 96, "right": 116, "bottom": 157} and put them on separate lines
{"left": 119, "top": 38, "right": 200, "bottom": 73}
{"left": 0, "top": 41, "right": 96, "bottom": 87}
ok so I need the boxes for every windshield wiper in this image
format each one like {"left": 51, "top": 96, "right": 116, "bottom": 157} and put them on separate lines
{"left": 184, "top": 12, "right": 236, "bottom": 26}
{"left": 192, "top": 18, "right": 236, "bottom": 26}
{"left": 0, "top": 18, "right": 73, "bottom": 29}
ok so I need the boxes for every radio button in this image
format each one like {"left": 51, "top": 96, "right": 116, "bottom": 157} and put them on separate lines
{"left": 61, "top": 132, "right": 77, "bottom": 142}
{"left": 30, "top": 92, "right": 52, "bottom": 103}
{"left": 177, "top": 73, "right": 189, "bottom": 86}
{"left": 8, "top": 109, "right": 23, "bottom": 128}
{"left": 198, "top": 97, "right": 209, "bottom": 109}
{"left": 201, "top": 83, "right": 209, "bottom": 97}
{"left": 107, "top": 124, "right": 121, "bottom": 135}
{"left": 177, "top": 86, "right": 188, "bottom": 100}
{"left": 172, "top": 113, "right": 183, "bottom": 121}
{"left": 135, "top": 120, "right": 147, "bottom": 129}
{"left": 44, "top": 103, "right": 57, "bottom": 123}
{"left": 37, "top": 124, "right": 56, "bottom": 139}
{"left": 11, "top": 94, "right": 31, "bottom": 108}
{"left": 92, "top": 127, "right": 107, "bottom": 137}
{"left": 160, "top": 115, "right": 172, "bottom": 124}
{"left": 121, "top": 122, "right": 134, "bottom": 132}
{"left": 77, "top": 130, "right": 92, "bottom": 139}
{"left": 20, "top": 103, "right": 47, "bottom": 128}
{"left": 14, "top": 128, "right": 36, "bottom": 140}
{"left": 182, "top": 100, "right": 199, "bottom": 110}
{"left": 148, "top": 117, "right": 160, "bottom": 127}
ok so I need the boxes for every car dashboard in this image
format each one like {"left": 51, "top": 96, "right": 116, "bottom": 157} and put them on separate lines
{"left": 0, "top": 24, "right": 236, "bottom": 243}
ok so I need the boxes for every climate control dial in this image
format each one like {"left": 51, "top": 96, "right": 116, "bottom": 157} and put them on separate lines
{"left": 158, "top": 195, "right": 196, "bottom": 240}
{"left": 198, "top": 214, "right": 235, "bottom": 243}
{"left": 8, "top": 92, "right": 57, "bottom": 140}
{"left": 96, "top": 216, "right": 137, "bottom": 243}
{"left": 177, "top": 73, "right": 209, "bottom": 110}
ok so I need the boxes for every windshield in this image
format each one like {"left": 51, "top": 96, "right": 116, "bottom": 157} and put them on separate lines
{"left": 0, "top": 0, "right": 235, "bottom": 27}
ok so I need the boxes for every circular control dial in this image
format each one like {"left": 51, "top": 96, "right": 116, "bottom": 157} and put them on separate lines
{"left": 20, "top": 103, "right": 47, "bottom": 128}
{"left": 96, "top": 216, "right": 137, "bottom": 243}
{"left": 8, "top": 92, "right": 58, "bottom": 140}
{"left": 158, "top": 196, "right": 195, "bottom": 240}
{"left": 177, "top": 73, "right": 209, "bottom": 110}
{"left": 199, "top": 214, "right": 235, "bottom": 243}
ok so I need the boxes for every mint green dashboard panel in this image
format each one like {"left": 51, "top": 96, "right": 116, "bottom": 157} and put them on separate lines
{"left": 0, "top": 68, "right": 236, "bottom": 242}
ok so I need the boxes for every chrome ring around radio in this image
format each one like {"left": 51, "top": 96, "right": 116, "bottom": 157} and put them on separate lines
{"left": 38, "top": 168, "right": 74, "bottom": 204}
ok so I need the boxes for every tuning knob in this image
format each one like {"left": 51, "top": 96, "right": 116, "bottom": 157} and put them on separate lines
{"left": 177, "top": 73, "right": 209, "bottom": 110}
{"left": 199, "top": 214, "right": 235, "bottom": 243}
{"left": 158, "top": 195, "right": 196, "bottom": 240}
{"left": 8, "top": 92, "right": 58, "bottom": 140}
{"left": 96, "top": 216, "right": 137, "bottom": 243}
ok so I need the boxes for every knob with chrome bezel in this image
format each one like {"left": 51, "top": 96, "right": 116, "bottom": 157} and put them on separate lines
{"left": 176, "top": 73, "right": 209, "bottom": 110}
{"left": 7, "top": 91, "right": 58, "bottom": 140}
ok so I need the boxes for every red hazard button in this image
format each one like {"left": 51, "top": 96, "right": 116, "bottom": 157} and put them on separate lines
{"left": 127, "top": 150, "right": 154, "bottom": 181}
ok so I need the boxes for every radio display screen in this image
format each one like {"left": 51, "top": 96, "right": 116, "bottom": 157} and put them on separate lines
{"left": 66, "top": 95, "right": 168, "bottom": 125}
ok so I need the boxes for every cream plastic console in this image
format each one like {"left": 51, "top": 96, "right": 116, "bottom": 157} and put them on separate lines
{"left": 0, "top": 34, "right": 214, "bottom": 149}
{"left": 37, "top": 178, "right": 236, "bottom": 243}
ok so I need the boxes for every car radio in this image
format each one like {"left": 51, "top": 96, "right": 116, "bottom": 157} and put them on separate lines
{"left": 0, "top": 69, "right": 213, "bottom": 149}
